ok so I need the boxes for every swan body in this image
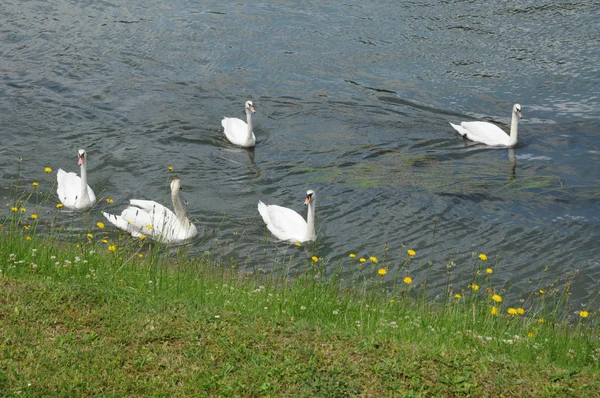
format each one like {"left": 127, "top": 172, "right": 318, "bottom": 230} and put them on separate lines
{"left": 450, "top": 104, "right": 523, "bottom": 147}
{"left": 258, "top": 190, "right": 316, "bottom": 243}
{"left": 56, "top": 149, "right": 97, "bottom": 210}
{"left": 102, "top": 179, "right": 197, "bottom": 243}
{"left": 222, "top": 100, "right": 256, "bottom": 147}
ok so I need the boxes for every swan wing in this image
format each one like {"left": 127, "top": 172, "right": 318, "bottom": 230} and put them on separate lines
{"left": 86, "top": 186, "right": 97, "bottom": 206}
{"left": 451, "top": 121, "right": 510, "bottom": 147}
{"left": 222, "top": 117, "right": 255, "bottom": 147}
{"left": 127, "top": 199, "right": 178, "bottom": 237}
{"left": 56, "top": 169, "right": 81, "bottom": 208}
{"left": 102, "top": 210, "right": 145, "bottom": 238}
{"left": 258, "top": 201, "right": 307, "bottom": 242}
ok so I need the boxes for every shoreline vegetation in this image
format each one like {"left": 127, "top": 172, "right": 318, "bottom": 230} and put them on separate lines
{"left": 1, "top": 170, "right": 600, "bottom": 396}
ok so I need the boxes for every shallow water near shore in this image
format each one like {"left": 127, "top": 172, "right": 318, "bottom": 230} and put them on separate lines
{"left": 1, "top": 0, "right": 599, "bottom": 302}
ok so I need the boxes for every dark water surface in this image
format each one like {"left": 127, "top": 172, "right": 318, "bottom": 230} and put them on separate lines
{"left": 1, "top": 0, "right": 599, "bottom": 301}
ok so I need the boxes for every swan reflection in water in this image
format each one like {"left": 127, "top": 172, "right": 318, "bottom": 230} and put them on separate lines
{"left": 509, "top": 148, "right": 516, "bottom": 180}
{"left": 218, "top": 145, "right": 261, "bottom": 180}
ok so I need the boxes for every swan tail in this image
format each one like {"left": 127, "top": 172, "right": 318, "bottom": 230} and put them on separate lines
{"left": 449, "top": 122, "right": 469, "bottom": 137}
{"left": 257, "top": 201, "right": 270, "bottom": 224}
{"left": 102, "top": 211, "right": 130, "bottom": 232}
{"left": 56, "top": 168, "right": 67, "bottom": 182}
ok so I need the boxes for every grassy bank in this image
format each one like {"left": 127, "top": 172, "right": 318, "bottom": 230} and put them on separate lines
{"left": 1, "top": 213, "right": 600, "bottom": 397}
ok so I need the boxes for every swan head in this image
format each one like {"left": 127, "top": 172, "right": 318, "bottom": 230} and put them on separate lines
{"left": 245, "top": 100, "right": 256, "bottom": 114}
{"left": 513, "top": 104, "right": 523, "bottom": 119}
{"left": 77, "top": 149, "right": 87, "bottom": 166}
{"left": 304, "top": 190, "right": 316, "bottom": 205}
{"left": 170, "top": 179, "right": 181, "bottom": 192}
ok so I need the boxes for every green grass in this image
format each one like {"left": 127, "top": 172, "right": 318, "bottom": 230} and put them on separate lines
{"left": 1, "top": 218, "right": 600, "bottom": 396}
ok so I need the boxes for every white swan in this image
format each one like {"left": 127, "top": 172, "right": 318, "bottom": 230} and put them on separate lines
{"left": 56, "top": 149, "right": 97, "bottom": 211}
{"left": 102, "top": 179, "right": 198, "bottom": 243}
{"left": 222, "top": 100, "right": 256, "bottom": 147}
{"left": 450, "top": 104, "right": 523, "bottom": 147}
{"left": 258, "top": 190, "right": 316, "bottom": 243}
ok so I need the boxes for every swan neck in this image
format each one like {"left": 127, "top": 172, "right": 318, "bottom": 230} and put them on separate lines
{"left": 246, "top": 108, "right": 253, "bottom": 141}
{"left": 79, "top": 161, "right": 90, "bottom": 202}
{"left": 171, "top": 188, "right": 188, "bottom": 223}
{"left": 305, "top": 200, "right": 316, "bottom": 241}
{"left": 509, "top": 111, "right": 519, "bottom": 146}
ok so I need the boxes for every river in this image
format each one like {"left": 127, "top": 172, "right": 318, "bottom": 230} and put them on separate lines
{"left": 1, "top": 0, "right": 599, "bottom": 302}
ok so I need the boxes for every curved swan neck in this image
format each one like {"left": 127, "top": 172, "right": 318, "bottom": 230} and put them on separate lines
{"left": 508, "top": 111, "right": 519, "bottom": 147}
{"left": 79, "top": 160, "right": 90, "bottom": 202}
{"left": 305, "top": 200, "right": 316, "bottom": 241}
{"left": 246, "top": 108, "right": 253, "bottom": 142}
{"left": 171, "top": 188, "right": 188, "bottom": 223}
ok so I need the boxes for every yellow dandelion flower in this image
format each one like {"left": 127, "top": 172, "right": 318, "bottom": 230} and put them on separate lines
{"left": 407, "top": 249, "right": 416, "bottom": 257}
{"left": 539, "top": 289, "right": 545, "bottom": 294}
{"left": 455, "top": 294, "right": 462, "bottom": 299}
{"left": 146, "top": 224, "right": 152, "bottom": 230}
{"left": 507, "top": 308, "right": 518, "bottom": 315}
{"left": 295, "top": 242, "right": 301, "bottom": 247}
{"left": 470, "top": 284, "right": 480, "bottom": 291}
{"left": 26, "top": 236, "right": 32, "bottom": 241}
{"left": 138, "top": 253, "right": 143, "bottom": 258}
{"left": 359, "top": 257, "right": 366, "bottom": 263}
{"left": 97, "top": 222, "right": 105, "bottom": 229}
{"left": 102, "top": 239, "right": 108, "bottom": 243}
{"left": 87, "top": 233, "right": 93, "bottom": 238}
{"left": 403, "top": 276, "right": 413, "bottom": 285}
{"left": 56, "top": 203, "right": 64, "bottom": 208}
{"left": 491, "top": 306, "right": 499, "bottom": 315}
{"left": 527, "top": 332, "right": 534, "bottom": 338}
{"left": 579, "top": 311, "right": 589, "bottom": 318}
{"left": 491, "top": 294, "right": 502, "bottom": 303}
{"left": 31, "top": 214, "right": 38, "bottom": 220}
{"left": 168, "top": 165, "right": 174, "bottom": 171}
{"left": 378, "top": 268, "right": 387, "bottom": 276}
{"left": 370, "top": 256, "right": 378, "bottom": 263}
{"left": 538, "top": 318, "right": 545, "bottom": 324}
{"left": 517, "top": 308, "right": 525, "bottom": 315}
{"left": 349, "top": 253, "right": 356, "bottom": 258}
{"left": 106, "top": 198, "right": 114, "bottom": 204}
{"left": 20, "top": 207, "right": 26, "bottom": 212}
{"left": 32, "top": 182, "right": 39, "bottom": 188}
{"left": 44, "top": 167, "right": 52, "bottom": 173}
{"left": 24, "top": 225, "right": 30, "bottom": 230}
{"left": 311, "top": 256, "right": 319, "bottom": 263}
{"left": 486, "top": 268, "right": 493, "bottom": 274}
{"left": 11, "top": 207, "right": 18, "bottom": 212}
{"left": 479, "top": 253, "right": 488, "bottom": 261}
{"left": 108, "top": 245, "right": 116, "bottom": 252}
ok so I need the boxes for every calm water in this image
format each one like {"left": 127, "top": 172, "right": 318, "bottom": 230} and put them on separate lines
{"left": 1, "top": 0, "right": 599, "bottom": 301}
